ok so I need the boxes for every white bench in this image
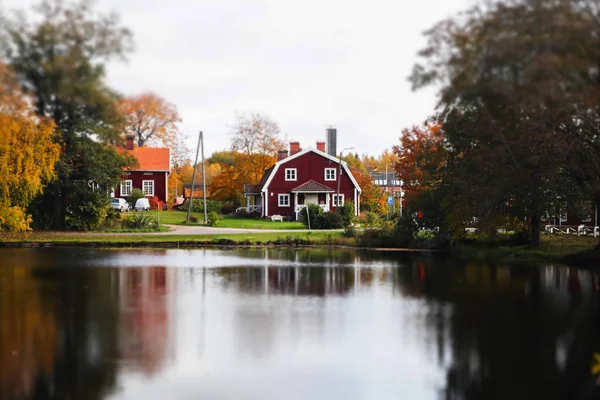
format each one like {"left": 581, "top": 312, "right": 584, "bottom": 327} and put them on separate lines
{"left": 270, "top": 215, "right": 283, "bottom": 222}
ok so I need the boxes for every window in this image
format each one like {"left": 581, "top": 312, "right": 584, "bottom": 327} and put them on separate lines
{"left": 325, "top": 168, "right": 336, "bottom": 181}
{"left": 121, "top": 180, "right": 132, "bottom": 196}
{"left": 285, "top": 168, "right": 297, "bottom": 181}
{"left": 278, "top": 194, "right": 290, "bottom": 207}
{"left": 142, "top": 180, "right": 154, "bottom": 196}
{"left": 332, "top": 194, "right": 345, "bottom": 207}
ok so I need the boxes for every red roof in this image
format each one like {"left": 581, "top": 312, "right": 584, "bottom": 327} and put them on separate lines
{"left": 117, "top": 147, "right": 170, "bottom": 171}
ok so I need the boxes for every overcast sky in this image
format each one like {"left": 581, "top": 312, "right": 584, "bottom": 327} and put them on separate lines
{"left": 4, "top": 0, "right": 469, "bottom": 157}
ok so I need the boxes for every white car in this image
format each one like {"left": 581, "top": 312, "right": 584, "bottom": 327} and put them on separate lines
{"left": 111, "top": 198, "right": 130, "bottom": 212}
{"left": 134, "top": 198, "right": 150, "bottom": 211}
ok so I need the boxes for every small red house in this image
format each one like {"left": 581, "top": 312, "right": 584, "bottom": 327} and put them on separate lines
{"left": 244, "top": 141, "right": 361, "bottom": 220}
{"left": 115, "top": 135, "right": 171, "bottom": 203}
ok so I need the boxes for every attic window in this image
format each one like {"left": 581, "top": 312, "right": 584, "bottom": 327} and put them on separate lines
{"left": 325, "top": 168, "right": 336, "bottom": 181}
{"left": 285, "top": 168, "right": 297, "bottom": 181}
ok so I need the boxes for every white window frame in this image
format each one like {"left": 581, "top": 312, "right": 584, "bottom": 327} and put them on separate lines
{"left": 121, "top": 180, "right": 132, "bottom": 197}
{"left": 285, "top": 168, "right": 297, "bottom": 181}
{"left": 325, "top": 168, "right": 336, "bottom": 181}
{"left": 142, "top": 180, "right": 155, "bottom": 196}
{"left": 332, "top": 194, "right": 345, "bottom": 207}
{"left": 278, "top": 194, "right": 290, "bottom": 207}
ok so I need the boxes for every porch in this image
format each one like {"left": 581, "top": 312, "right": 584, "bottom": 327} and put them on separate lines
{"left": 291, "top": 180, "right": 335, "bottom": 221}
{"left": 242, "top": 184, "right": 263, "bottom": 215}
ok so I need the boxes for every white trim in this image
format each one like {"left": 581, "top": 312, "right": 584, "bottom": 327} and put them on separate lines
{"left": 261, "top": 147, "right": 362, "bottom": 194}
{"left": 324, "top": 168, "right": 336, "bottom": 181}
{"left": 125, "top": 169, "right": 171, "bottom": 173}
{"left": 278, "top": 193, "right": 290, "bottom": 207}
{"left": 261, "top": 192, "right": 265, "bottom": 217}
{"left": 265, "top": 190, "right": 269, "bottom": 216}
{"left": 354, "top": 188, "right": 357, "bottom": 215}
{"left": 142, "top": 180, "right": 155, "bottom": 196}
{"left": 332, "top": 194, "right": 345, "bottom": 207}
{"left": 285, "top": 168, "right": 297, "bottom": 181}
{"left": 121, "top": 180, "right": 132, "bottom": 196}
{"left": 165, "top": 172, "right": 169, "bottom": 204}
{"left": 290, "top": 190, "right": 334, "bottom": 193}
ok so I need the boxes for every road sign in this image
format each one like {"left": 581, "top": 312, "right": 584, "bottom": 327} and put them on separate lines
{"left": 387, "top": 196, "right": 393, "bottom": 205}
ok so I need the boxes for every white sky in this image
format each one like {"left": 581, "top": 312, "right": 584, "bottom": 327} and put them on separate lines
{"left": 3, "top": 0, "right": 469, "bottom": 157}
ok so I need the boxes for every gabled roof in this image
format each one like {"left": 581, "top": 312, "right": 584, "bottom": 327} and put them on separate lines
{"left": 291, "top": 180, "right": 335, "bottom": 193}
{"left": 243, "top": 166, "right": 274, "bottom": 194}
{"left": 116, "top": 146, "right": 171, "bottom": 172}
{"left": 262, "top": 147, "right": 361, "bottom": 193}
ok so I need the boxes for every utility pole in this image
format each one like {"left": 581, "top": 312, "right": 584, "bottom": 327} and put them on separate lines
{"left": 200, "top": 131, "right": 207, "bottom": 224}
{"left": 186, "top": 130, "right": 202, "bottom": 223}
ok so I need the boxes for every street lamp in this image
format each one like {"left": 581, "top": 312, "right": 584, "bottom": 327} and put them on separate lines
{"left": 336, "top": 147, "right": 354, "bottom": 209}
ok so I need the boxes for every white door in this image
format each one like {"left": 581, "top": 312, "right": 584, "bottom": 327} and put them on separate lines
{"left": 305, "top": 194, "right": 318, "bottom": 204}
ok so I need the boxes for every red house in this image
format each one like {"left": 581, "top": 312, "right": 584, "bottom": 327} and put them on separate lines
{"left": 115, "top": 135, "right": 171, "bottom": 203}
{"left": 243, "top": 140, "right": 361, "bottom": 220}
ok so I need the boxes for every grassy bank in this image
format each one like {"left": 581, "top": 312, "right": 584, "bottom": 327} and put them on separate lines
{"left": 1, "top": 230, "right": 597, "bottom": 266}
{"left": 0, "top": 231, "right": 345, "bottom": 247}
{"left": 454, "top": 234, "right": 597, "bottom": 265}
{"left": 149, "top": 211, "right": 305, "bottom": 229}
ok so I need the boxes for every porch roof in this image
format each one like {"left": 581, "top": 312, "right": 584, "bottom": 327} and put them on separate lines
{"left": 243, "top": 184, "right": 261, "bottom": 194}
{"left": 291, "top": 180, "right": 335, "bottom": 193}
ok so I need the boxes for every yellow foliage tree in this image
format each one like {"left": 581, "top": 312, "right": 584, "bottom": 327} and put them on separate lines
{"left": 0, "top": 64, "right": 60, "bottom": 231}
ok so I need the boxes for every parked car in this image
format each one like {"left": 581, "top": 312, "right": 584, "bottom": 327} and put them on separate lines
{"left": 111, "top": 198, "right": 130, "bottom": 212}
{"left": 134, "top": 198, "right": 150, "bottom": 211}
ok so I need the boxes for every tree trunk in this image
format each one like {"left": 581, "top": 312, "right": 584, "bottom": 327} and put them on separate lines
{"left": 531, "top": 214, "right": 541, "bottom": 247}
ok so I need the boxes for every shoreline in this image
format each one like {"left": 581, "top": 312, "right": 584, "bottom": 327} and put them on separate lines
{"left": 1, "top": 232, "right": 598, "bottom": 267}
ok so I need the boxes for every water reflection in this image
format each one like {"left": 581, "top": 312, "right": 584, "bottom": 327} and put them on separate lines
{"left": 0, "top": 248, "right": 598, "bottom": 399}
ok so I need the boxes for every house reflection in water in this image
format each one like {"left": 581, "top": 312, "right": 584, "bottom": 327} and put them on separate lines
{"left": 118, "top": 267, "right": 175, "bottom": 375}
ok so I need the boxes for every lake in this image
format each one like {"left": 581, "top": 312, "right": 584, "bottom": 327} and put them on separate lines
{"left": 0, "top": 247, "right": 599, "bottom": 400}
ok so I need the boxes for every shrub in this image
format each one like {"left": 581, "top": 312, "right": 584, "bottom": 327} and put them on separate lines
{"left": 127, "top": 189, "right": 145, "bottom": 206}
{"left": 221, "top": 202, "right": 236, "bottom": 215}
{"left": 65, "top": 191, "right": 110, "bottom": 231}
{"left": 299, "top": 204, "right": 324, "bottom": 228}
{"left": 337, "top": 201, "right": 355, "bottom": 227}
{"left": 207, "top": 211, "right": 220, "bottom": 227}
{"left": 0, "top": 206, "right": 32, "bottom": 232}
{"left": 182, "top": 199, "right": 222, "bottom": 214}
{"left": 124, "top": 213, "right": 157, "bottom": 229}
{"left": 148, "top": 196, "right": 164, "bottom": 211}
{"left": 189, "top": 215, "right": 199, "bottom": 223}
{"left": 320, "top": 211, "right": 344, "bottom": 229}
{"left": 343, "top": 225, "right": 357, "bottom": 238}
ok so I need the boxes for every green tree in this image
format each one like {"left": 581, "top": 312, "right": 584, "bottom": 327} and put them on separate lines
{"left": 410, "top": 0, "right": 599, "bottom": 246}
{"left": 1, "top": 0, "right": 134, "bottom": 229}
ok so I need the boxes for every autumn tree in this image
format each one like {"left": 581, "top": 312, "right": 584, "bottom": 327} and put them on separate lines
{"left": 1, "top": 0, "right": 134, "bottom": 229}
{"left": 230, "top": 112, "right": 283, "bottom": 180}
{"left": 393, "top": 124, "right": 445, "bottom": 204}
{"left": 410, "top": 0, "right": 599, "bottom": 245}
{"left": 0, "top": 64, "right": 60, "bottom": 231}
{"left": 118, "top": 93, "right": 182, "bottom": 148}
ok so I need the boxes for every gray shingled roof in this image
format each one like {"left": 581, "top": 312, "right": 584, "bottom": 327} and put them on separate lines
{"left": 243, "top": 184, "right": 261, "bottom": 194}
{"left": 291, "top": 180, "right": 335, "bottom": 193}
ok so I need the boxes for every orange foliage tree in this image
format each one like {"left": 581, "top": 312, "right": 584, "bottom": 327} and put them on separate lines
{"left": 209, "top": 153, "right": 276, "bottom": 205}
{"left": 392, "top": 124, "right": 445, "bottom": 205}
{"left": 118, "top": 93, "right": 182, "bottom": 148}
{"left": 349, "top": 166, "right": 385, "bottom": 212}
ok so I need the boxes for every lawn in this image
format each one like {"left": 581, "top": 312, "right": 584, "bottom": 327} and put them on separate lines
{"left": 153, "top": 211, "right": 305, "bottom": 229}
{"left": 0, "top": 231, "right": 342, "bottom": 245}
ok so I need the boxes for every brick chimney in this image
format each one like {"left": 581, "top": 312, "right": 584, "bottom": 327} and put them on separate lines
{"left": 316, "top": 141, "right": 326, "bottom": 152}
{"left": 125, "top": 134, "right": 135, "bottom": 150}
{"left": 289, "top": 141, "right": 301, "bottom": 155}
{"left": 277, "top": 149, "right": 289, "bottom": 161}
